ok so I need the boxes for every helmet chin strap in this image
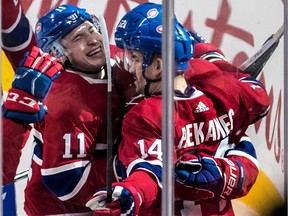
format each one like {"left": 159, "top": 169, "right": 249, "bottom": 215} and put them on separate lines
{"left": 142, "top": 69, "right": 161, "bottom": 97}
{"left": 64, "top": 60, "right": 105, "bottom": 76}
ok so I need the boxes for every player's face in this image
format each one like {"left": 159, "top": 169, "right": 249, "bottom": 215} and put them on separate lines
{"left": 128, "top": 51, "right": 146, "bottom": 94}
{"left": 61, "top": 21, "right": 106, "bottom": 73}
{"left": 128, "top": 50, "right": 162, "bottom": 95}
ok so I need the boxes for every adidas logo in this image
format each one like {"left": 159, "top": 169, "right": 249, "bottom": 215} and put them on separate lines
{"left": 194, "top": 101, "right": 209, "bottom": 113}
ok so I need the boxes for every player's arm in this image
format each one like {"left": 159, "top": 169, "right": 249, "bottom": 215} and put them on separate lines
{"left": 2, "top": 117, "right": 32, "bottom": 185}
{"left": 86, "top": 168, "right": 161, "bottom": 216}
{"left": 2, "top": 118, "right": 31, "bottom": 216}
{"left": 2, "top": 46, "right": 61, "bottom": 185}
{"left": 237, "top": 76, "right": 270, "bottom": 124}
{"left": 174, "top": 135, "right": 259, "bottom": 201}
{"left": 2, "top": 0, "right": 37, "bottom": 70}
{"left": 188, "top": 30, "right": 270, "bottom": 124}
{"left": 193, "top": 43, "right": 241, "bottom": 73}
{"left": 86, "top": 106, "right": 163, "bottom": 216}
{"left": 189, "top": 30, "right": 241, "bottom": 73}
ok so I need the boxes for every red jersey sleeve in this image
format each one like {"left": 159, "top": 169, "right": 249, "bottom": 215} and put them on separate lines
{"left": 2, "top": 117, "right": 32, "bottom": 185}
{"left": 2, "top": 0, "right": 37, "bottom": 70}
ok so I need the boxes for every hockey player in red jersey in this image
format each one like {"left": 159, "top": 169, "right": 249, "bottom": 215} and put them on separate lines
{"left": 24, "top": 5, "right": 128, "bottom": 215}
{"left": 86, "top": 3, "right": 269, "bottom": 216}
{"left": 2, "top": 0, "right": 37, "bottom": 70}
{"left": 2, "top": 4, "right": 134, "bottom": 215}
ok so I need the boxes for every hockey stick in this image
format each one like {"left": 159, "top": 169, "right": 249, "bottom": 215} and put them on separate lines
{"left": 99, "top": 15, "right": 113, "bottom": 203}
{"left": 14, "top": 168, "right": 29, "bottom": 182}
{"left": 239, "top": 24, "right": 284, "bottom": 78}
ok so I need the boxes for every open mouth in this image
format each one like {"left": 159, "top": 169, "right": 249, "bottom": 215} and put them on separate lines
{"left": 87, "top": 47, "right": 102, "bottom": 57}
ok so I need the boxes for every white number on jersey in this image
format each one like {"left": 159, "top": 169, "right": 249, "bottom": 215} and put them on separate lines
{"left": 63, "top": 133, "right": 87, "bottom": 158}
{"left": 137, "top": 139, "right": 162, "bottom": 161}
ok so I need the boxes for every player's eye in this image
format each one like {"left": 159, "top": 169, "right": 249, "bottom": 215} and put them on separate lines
{"left": 71, "top": 35, "right": 82, "bottom": 42}
{"left": 89, "top": 26, "right": 98, "bottom": 34}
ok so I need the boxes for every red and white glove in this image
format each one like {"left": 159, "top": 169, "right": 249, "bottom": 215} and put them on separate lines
{"left": 86, "top": 170, "right": 161, "bottom": 216}
{"left": 86, "top": 183, "right": 142, "bottom": 216}
{"left": 3, "top": 46, "right": 62, "bottom": 123}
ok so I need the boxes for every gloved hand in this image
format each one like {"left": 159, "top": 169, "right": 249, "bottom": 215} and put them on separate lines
{"left": 175, "top": 152, "right": 244, "bottom": 199}
{"left": 3, "top": 46, "right": 62, "bottom": 123}
{"left": 86, "top": 184, "right": 142, "bottom": 216}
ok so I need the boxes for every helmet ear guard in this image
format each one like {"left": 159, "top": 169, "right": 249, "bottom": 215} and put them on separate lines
{"left": 50, "top": 40, "right": 68, "bottom": 58}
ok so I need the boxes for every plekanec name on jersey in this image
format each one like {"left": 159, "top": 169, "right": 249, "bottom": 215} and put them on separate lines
{"left": 177, "top": 109, "right": 234, "bottom": 149}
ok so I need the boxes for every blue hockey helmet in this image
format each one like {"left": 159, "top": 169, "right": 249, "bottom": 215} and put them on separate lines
{"left": 35, "top": 4, "right": 99, "bottom": 57}
{"left": 114, "top": 3, "right": 194, "bottom": 71}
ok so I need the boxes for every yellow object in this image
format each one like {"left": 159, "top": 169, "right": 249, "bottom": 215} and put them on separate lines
{"left": 2, "top": 51, "right": 14, "bottom": 91}
{"left": 237, "top": 169, "right": 285, "bottom": 216}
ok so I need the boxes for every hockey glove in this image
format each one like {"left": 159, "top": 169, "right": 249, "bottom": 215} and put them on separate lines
{"left": 3, "top": 46, "right": 62, "bottom": 123}
{"left": 86, "top": 184, "right": 142, "bottom": 216}
{"left": 175, "top": 153, "right": 244, "bottom": 199}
